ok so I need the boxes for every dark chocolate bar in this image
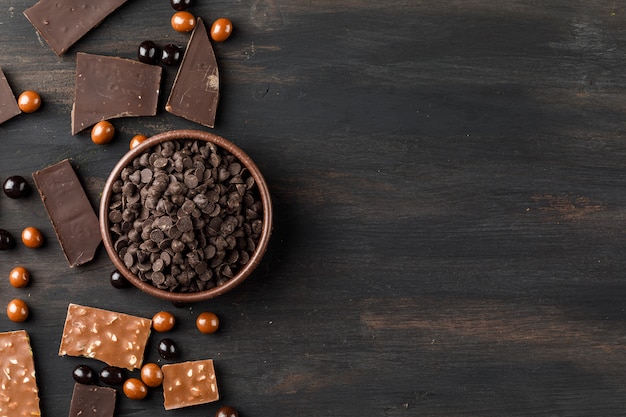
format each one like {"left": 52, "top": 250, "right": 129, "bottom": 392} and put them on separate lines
{"left": 71, "top": 52, "right": 162, "bottom": 134}
{"left": 0, "top": 67, "right": 20, "bottom": 125}
{"left": 166, "top": 18, "right": 220, "bottom": 128}
{"left": 68, "top": 383, "right": 116, "bottom": 417}
{"left": 32, "top": 159, "right": 101, "bottom": 267}
{"left": 24, "top": 0, "right": 128, "bottom": 56}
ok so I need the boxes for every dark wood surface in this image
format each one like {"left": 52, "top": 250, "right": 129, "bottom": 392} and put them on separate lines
{"left": 0, "top": 1, "right": 625, "bottom": 416}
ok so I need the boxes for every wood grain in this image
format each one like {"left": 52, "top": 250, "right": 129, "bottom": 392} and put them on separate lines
{"left": 0, "top": 0, "right": 624, "bottom": 416}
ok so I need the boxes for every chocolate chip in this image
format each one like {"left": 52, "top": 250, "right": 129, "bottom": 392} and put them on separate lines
{"left": 109, "top": 210, "right": 123, "bottom": 223}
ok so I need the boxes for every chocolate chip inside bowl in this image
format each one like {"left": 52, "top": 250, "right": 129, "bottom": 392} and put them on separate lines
{"left": 106, "top": 138, "right": 264, "bottom": 294}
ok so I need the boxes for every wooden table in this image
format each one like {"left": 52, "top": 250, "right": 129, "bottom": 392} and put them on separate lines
{"left": 0, "top": 1, "right": 624, "bottom": 415}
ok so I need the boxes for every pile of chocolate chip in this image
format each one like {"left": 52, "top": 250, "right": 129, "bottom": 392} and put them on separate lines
{"left": 107, "top": 139, "right": 263, "bottom": 293}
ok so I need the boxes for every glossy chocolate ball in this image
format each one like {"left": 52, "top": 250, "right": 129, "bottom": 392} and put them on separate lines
{"left": 73, "top": 364, "right": 96, "bottom": 384}
{"left": 152, "top": 311, "right": 176, "bottom": 332}
{"left": 129, "top": 134, "right": 148, "bottom": 150}
{"left": 91, "top": 120, "right": 115, "bottom": 145}
{"left": 170, "top": 0, "right": 192, "bottom": 11}
{"left": 216, "top": 406, "right": 239, "bottom": 417}
{"left": 161, "top": 44, "right": 182, "bottom": 66}
{"left": 171, "top": 11, "right": 196, "bottom": 32}
{"left": 9, "top": 266, "right": 30, "bottom": 288}
{"left": 3, "top": 175, "right": 29, "bottom": 198}
{"left": 0, "top": 229, "right": 15, "bottom": 250}
{"left": 140, "top": 363, "right": 163, "bottom": 387}
{"left": 123, "top": 378, "right": 148, "bottom": 400}
{"left": 210, "top": 18, "right": 233, "bottom": 42}
{"left": 22, "top": 227, "right": 44, "bottom": 248}
{"left": 17, "top": 90, "right": 41, "bottom": 113}
{"left": 100, "top": 366, "right": 125, "bottom": 385}
{"left": 7, "top": 299, "right": 29, "bottom": 322}
{"left": 157, "top": 338, "right": 178, "bottom": 359}
{"left": 196, "top": 311, "right": 219, "bottom": 334}
{"left": 110, "top": 269, "right": 130, "bottom": 289}
{"left": 138, "top": 40, "right": 160, "bottom": 65}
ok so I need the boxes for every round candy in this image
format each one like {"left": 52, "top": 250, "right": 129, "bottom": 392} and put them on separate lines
{"left": 9, "top": 266, "right": 30, "bottom": 288}
{"left": 7, "top": 299, "right": 29, "bottom": 322}
{"left": 216, "top": 406, "right": 239, "bottom": 417}
{"left": 152, "top": 311, "right": 176, "bottom": 332}
{"left": 22, "top": 227, "right": 44, "bottom": 248}
{"left": 170, "top": 0, "right": 191, "bottom": 11}
{"left": 157, "top": 338, "right": 178, "bottom": 359}
{"left": 0, "top": 229, "right": 15, "bottom": 250}
{"left": 110, "top": 269, "right": 130, "bottom": 289}
{"left": 99, "top": 366, "right": 125, "bottom": 385}
{"left": 140, "top": 363, "right": 163, "bottom": 387}
{"left": 210, "top": 18, "right": 233, "bottom": 42}
{"left": 161, "top": 44, "right": 182, "bottom": 66}
{"left": 138, "top": 40, "right": 160, "bottom": 65}
{"left": 123, "top": 378, "right": 148, "bottom": 400}
{"left": 171, "top": 11, "right": 196, "bottom": 32}
{"left": 72, "top": 364, "right": 96, "bottom": 385}
{"left": 17, "top": 90, "right": 41, "bottom": 113}
{"left": 91, "top": 120, "right": 115, "bottom": 145}
{"left": 3, "top": 175, "right": 29, "bottom": 198}
{"left": 196, "top": 311, "right": 219, "bottom": 334}
{"left": 129, "top": 134, "right": 148, "bottom": 150}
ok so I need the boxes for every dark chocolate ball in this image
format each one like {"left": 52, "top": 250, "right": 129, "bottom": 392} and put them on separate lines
{"left": 99, "top": 366, "right": 125, "bottom": 385}
{"left": 157, "top": 338, "right": 178, "bottom": 359}
{"left": 72, "top": 364, "right": 96, "bottom": 385}
{"left": 138, "top": 40, "right": 160, "bottom": 65}
{"left": 3, "top": 175, "right": 29, "bottom": 198}
{"left": 170, "top": 0, "right": 192, "bottom": 11}
{"left": 0, "top": 229, "right": 15, "bottom": 250}
{"left": 110, "top": 269, "right": 130, "bottom": 289}
{"left": 161, "top": 44, "right": 182, "bottom": 66}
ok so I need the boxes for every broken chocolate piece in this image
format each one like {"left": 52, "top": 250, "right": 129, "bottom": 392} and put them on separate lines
{"left": 58, "top": 303, "right": 152, "bottom": 370}
{"left": 32, "top": 159, "right": 101, "bottom": 267}
{"left": 162, "top": 359, "right": 219, "bottom": 410}
{"left": 23, "top": 0, "right": 128, "bottom": 56}
{"left": 0, "top": 330, "right": 41, "bottom": 417}
{"left": 71, "top": 52, "right": 162, "bottom": 135}
{"left": 68, "top": 383, "right": 116, "bottom": 417}
{"left": 166, "top": 18, "right": 220, "bottom": 128}
{"left": 0, "top": 67, "right": 20, "bottom": 125}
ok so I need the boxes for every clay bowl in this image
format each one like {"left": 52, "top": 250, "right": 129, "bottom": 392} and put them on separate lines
{"left": 99, "top": 129, "right": 272, "bottom": 303}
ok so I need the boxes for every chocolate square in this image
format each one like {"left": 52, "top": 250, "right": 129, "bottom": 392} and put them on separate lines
{"left": 24, "top": 0, "right": 128, "bottom": 56}
{"left": 68, "top": 383, "right": 116, "bottom": 417}
{"left": 71, "top": 52, "right": 162, "bottom": 134}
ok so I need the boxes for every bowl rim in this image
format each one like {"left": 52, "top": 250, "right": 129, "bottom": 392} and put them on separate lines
{"left": 99, "top": 129, "right": 273, "bottom": 302}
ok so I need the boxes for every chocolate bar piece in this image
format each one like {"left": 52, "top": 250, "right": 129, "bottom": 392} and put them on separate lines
{"left": 32, "top": 159, "right": 101, "bottom": 267}
{"left": 0, "top": 330, "right": 41, "bottom": 417}
{"left": 0, "top": 67, "right": 20, "bottom": 125}
{"left": 68, "top": 383, "right": 116, "bottom": 417}
{"left": 166, "top": 18, "right": 220, "bottom": 128}
{"left": 162, "top": 359, "right": 219, "bottom": 410}
{"left": 58, "top": 303, "right": 152, "bottom": 370}
{"left": 24, "top": 0, "right": 128, "bottom": 56}
{"left": 71, "top": 52, "right": 162, "bottom": 134}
